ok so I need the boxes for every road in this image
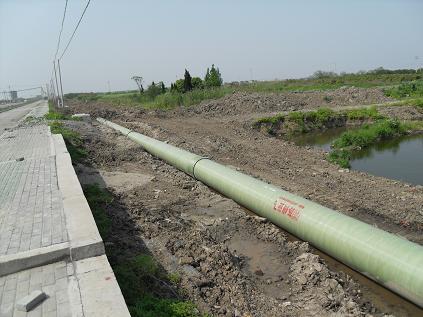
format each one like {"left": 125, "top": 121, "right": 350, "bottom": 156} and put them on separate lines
{"left": 0, "top": 100, "right": 45, "bottom": 134}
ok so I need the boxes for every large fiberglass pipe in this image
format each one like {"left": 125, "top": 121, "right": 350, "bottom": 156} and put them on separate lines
{"left": 97, "top": 117, "right": 423, "bottom": 307}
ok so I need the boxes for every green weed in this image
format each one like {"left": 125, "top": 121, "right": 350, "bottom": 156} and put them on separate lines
{"left": 129, "top": 296, "right": 203, "bottom": 317}
{"left": 328, "top": 150, "right": 351, "bottom": 168}
{"left": 384, "top": 80, "right": 423, "bottom": 99}
{"left": 45, "top": 101, "right": 80, "bottom": 120}
{"left": 49, "top": 121, "right": 87, "bottom": 162}
{"left": 114, "top": 255, "right": 206, "bottom": 316}
{"left": 345, "top": 106, "right": 384, "bottom": 120}
{"left": 167, "top": 273, "right": 181, "bottom": 284}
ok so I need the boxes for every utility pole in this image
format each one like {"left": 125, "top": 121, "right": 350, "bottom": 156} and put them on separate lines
{"left": 46, "top": 84, "right": 50, "bottom": 101}
{"left": 51, "top": 79, "right": 56, "bottom": 105}
{"left": 57, "top": 59, "right": 65, "bottom": 107}
{"left": 53, "top": 61, "right": 61, "bottom": 107}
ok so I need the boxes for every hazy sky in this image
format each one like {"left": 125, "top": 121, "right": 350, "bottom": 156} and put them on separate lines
{"left": 1, "top": 0, "right": 423, "bottom": 95}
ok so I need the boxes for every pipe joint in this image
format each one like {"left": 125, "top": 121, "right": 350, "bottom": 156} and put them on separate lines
{"left": 192, "top": 157, "right": 211, "bottom": 179}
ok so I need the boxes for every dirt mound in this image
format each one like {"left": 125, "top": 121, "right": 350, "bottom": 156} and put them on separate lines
{"left": 186, "top": 87, "right": 391, "bottom": 117}
{"left": 378, "top": 105, "right": 423, "bottom": 121}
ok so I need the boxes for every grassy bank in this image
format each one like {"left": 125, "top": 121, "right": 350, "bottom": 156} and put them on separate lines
{"left": 255, "top": 106, "right": 384, "bottom": 135}
{"left": 328, "top": 119, "right": 422, "bottom": 167}
{"left": 66, "top": 72, "right": 423, "bottom": 110}
{"left": 385, "top": 97, "right": 423, "bottom": 109}
{"left": 45, "top": 101, "right": 77, "bottom": 120}
{"left": 83, "top": 183, "right": 205, "bottom": 317}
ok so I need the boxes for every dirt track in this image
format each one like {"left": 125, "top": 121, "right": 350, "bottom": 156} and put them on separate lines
{"left": 67, "top": 87, "right": 423, "bottom": 316}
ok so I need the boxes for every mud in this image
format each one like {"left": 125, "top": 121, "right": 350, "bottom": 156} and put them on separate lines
{"left": 66, "top": 87, "right": 422, "bottom": 316}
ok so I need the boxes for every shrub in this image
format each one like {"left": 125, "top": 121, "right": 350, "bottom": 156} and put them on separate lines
{"left": 328, "top": 149, "right": 351, "bottom": 168}
{"left": 323, "top": 95, "right": 333, "bottom": 102}
{"left": 146, "top": 82, "right": 163, "bottom": 99}
{"left": 191, "top": 77, "right": 204, "bottom": 90}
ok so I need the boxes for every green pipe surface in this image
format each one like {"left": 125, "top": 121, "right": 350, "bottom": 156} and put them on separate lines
{"left": 97, "top": 117, "right": 423, "bottom": 307}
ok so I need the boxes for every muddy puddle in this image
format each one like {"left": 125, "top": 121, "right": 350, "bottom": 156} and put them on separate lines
{"left": 291, "top": 128, "right": 423, "bottom": 185}
{"left": 227, "top": 234, "right": 290, "bottom": 299}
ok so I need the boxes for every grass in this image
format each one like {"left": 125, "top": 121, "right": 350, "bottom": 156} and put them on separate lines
{"left": 345, "top": 106, "right": 384, "bottom": 120}
{"left": 328, "top": 119, "right": 415, "bottom": 167}
{"left": 49, "top": 121, "right": 87, "bottom": 162}
{"left": 82, "top": 184, "right": 113, "bottom": 238}
{"left": 45, "top": 101, "right": 80, "bottom": 120}
{"left": 386, "top": 97, "right": 423, "bottom": 109}
{"left": 129, "top": 296, "right": 201, "bottom": 317}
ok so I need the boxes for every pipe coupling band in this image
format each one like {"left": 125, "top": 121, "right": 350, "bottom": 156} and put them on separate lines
{"left": 192, "top": 157, "right": 210, "bottom": 180}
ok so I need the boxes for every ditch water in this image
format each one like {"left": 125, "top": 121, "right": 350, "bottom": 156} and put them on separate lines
{"left": 292, "top": 128, "right": 423, "bottom": 185}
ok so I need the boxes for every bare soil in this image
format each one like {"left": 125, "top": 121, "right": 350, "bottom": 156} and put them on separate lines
{"left": 66, "top": 87, "right": 422, "bottom": 317}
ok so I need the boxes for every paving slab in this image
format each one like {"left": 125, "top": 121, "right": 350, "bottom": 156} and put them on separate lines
{"left": 0, "top": 125, "right": 69, "bottom": 275}
{"left": 0, "top": 106, "right": 129, "bottom": 315}
{"left": 0, "top": 125, "right": 52, "bottom": 162}
{"left": 0, "top": 261, "right": 73, "bottom": 317}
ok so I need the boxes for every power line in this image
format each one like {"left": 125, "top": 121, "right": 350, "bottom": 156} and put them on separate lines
{"left": 53, "top": 0, "right": 68, "bottom": 62}
{"left": 59, "top": 0, "right": 92, "bottom": 60}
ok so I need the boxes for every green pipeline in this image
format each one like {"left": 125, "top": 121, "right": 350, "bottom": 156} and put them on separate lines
{"left": 97, "top": 117, "right": 423, "bottom": 307}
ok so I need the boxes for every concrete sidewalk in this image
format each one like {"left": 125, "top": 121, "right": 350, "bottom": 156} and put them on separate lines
{"left": 0, "top": 102, "right": 129, "bottom": 316}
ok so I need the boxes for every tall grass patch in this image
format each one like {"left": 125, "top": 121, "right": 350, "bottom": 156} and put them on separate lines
{"left": 329, "top": 119, "right": 410, "bottom": 167}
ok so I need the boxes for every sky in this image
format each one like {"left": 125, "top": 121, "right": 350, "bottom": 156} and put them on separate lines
{"left": 1, "top": 0, "right": 423, "bottom": 96}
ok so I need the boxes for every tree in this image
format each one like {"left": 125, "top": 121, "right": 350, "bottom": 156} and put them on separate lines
{"left": 131, "top": 76, "right": 144, "bottom": 94}
{"left": 183, "top": 69, "right": 193, "bottom": 92}
{"left": 310, "top": 71, "right": 337, "bottom": 79}
{"left": 204, "top": 64, "right": 223, "bottom": 88}
{"left": 160, "top": 82, "right": 166, "bottom": 94}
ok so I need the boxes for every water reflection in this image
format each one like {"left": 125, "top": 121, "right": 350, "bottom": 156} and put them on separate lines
{"left": 350, "top": 134, "right": 423, "bottom": 185}
{"left": 291, "top": 128, "right": 423, "bottom": 185}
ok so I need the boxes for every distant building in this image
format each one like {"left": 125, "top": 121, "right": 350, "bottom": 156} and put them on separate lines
{"left": 10, "top": 91, "right": 18, "bottom": 102}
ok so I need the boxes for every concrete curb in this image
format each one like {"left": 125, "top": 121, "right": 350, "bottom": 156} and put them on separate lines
{"left": 71, "top": 255, "right": 131, "bottom": 317}
{"left": 53, "top": 132, "right": 130, "bottom": 316}
{"left": 52, "top": 134, "right": 105, "bottom": 261}
{"left": 0, "top": 242, "right": 70, "bottom": 277}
